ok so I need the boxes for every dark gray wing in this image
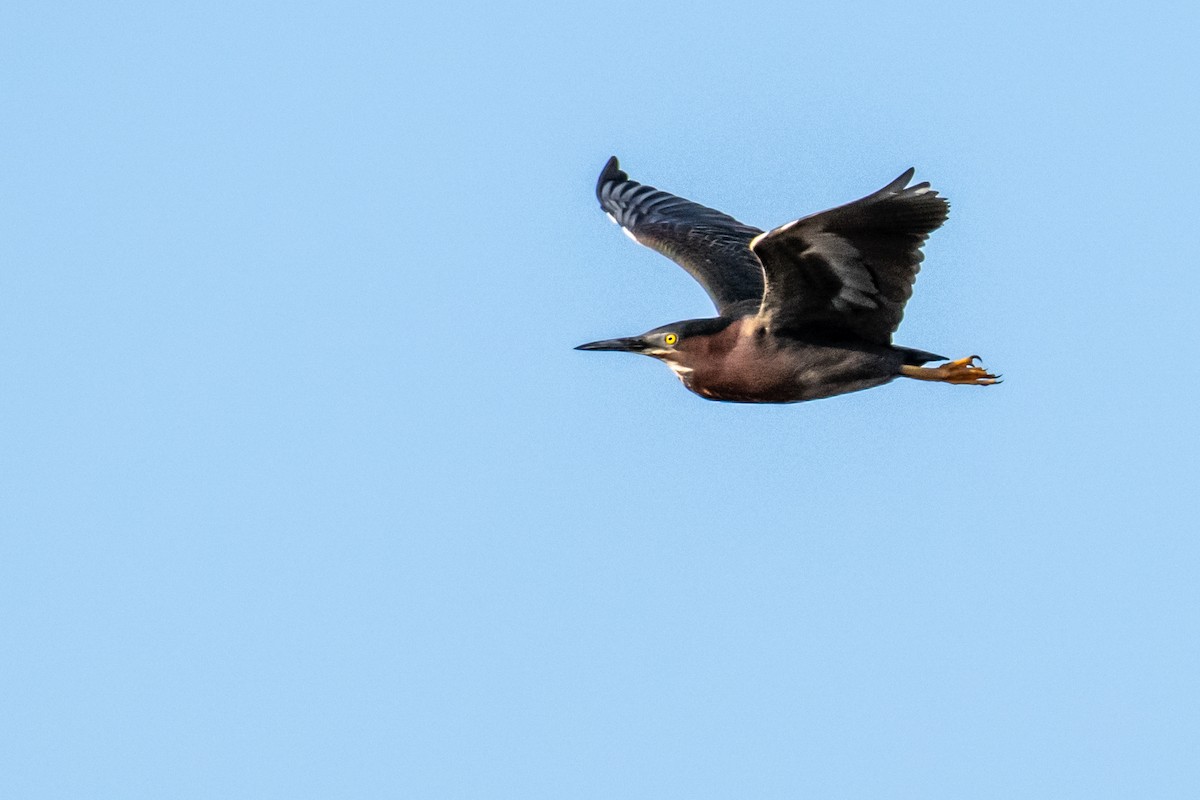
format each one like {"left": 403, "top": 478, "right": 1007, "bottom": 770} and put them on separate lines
{"left": 749, "top": 169, "right": 949, "bottom": 343}
{"left": 596, "top": 157, "right": 764, "bottom": 314}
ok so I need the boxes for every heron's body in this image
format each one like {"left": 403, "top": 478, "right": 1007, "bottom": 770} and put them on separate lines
{"left": 577, "top": 157, "right": 998, "bottom": 403}
{"left": 655, "top": 317, "right": 896, "bottom": 403}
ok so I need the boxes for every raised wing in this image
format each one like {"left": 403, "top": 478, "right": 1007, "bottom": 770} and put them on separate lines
{"left": 596, "top": 157, "right": 765, "bottom": 314}
{"left": 750, "top": 169, "right": 949, "bottom": 343}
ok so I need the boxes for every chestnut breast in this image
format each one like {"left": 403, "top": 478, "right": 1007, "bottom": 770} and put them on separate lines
{"left": 675, "top": 318, "right": 803, "bottom": 402}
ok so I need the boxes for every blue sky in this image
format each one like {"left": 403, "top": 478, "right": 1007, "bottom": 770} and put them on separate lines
{"left": 3, "top": 1, "right": 1199, "bottom": 797}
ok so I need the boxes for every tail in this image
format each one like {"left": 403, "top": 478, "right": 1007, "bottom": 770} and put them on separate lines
{"left": 896, "top": 346, "right": 947, "bottom": 365}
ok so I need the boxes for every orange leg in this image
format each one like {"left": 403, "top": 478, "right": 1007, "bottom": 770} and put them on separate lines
{"left": 900, "top": 355, "right": 1000, "bottom": 386}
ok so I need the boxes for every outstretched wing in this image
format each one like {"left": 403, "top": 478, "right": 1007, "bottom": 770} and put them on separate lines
{"left": 596, "top": 157, "right": 765, "bottom": 314}
{"left": 750, "top": 169, "right": 949, "bottom": 343}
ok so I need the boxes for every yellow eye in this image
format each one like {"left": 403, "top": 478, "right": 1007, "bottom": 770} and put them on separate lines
{"left": 664, "top": 333, "right": 678, "bottom": 346}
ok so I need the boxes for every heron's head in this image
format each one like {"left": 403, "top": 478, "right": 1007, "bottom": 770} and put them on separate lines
{"left": 575, "top": 317, "right": 735, "bottom": 375}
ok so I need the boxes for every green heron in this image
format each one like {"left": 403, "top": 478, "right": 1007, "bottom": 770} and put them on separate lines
{"left": 577, "top": 157, "right": 999, "bottom": 403}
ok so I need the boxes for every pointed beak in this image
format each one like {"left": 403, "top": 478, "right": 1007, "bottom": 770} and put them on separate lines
{"left": 574, "top": 336, "right": 648, "bottom": 353}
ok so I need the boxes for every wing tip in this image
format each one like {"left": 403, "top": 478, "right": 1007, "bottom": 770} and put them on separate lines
{"left": 596, "top": 156, "right": 627, "bottom": 200}
{"left": 877, "top": 167, "right": 916, "bottom": 196}
{"left": 884, "top": 168, "right": 951, "bottom": 224}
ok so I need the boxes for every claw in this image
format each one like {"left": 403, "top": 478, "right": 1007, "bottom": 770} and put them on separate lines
{"left": 900, "top": 354, "right": 1000, "bottom": 386}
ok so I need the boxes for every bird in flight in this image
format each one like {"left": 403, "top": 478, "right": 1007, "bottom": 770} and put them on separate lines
{"left": 577, "top": 157, "right": 999, "bottom": 403}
